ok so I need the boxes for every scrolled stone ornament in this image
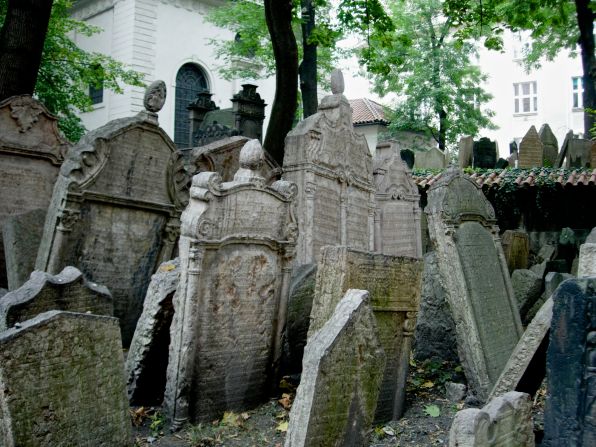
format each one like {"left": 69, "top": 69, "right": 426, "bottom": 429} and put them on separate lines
{"left": 144, "top": 80, "right": 167, "bottom": 113}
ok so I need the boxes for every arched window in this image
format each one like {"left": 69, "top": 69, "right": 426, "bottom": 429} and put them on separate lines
{"left": 174, "top": 63, "right": 208, "bottom": 148}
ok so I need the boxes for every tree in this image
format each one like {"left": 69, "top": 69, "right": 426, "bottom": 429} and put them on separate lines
{"left": 362, "top": 0, "right": 495, "bottom": 151}
{"left": 444, "top": 0, "right": 596, "bottom": 136}
{"left": 0, "top": 0, "right": 144, "bottom": 141}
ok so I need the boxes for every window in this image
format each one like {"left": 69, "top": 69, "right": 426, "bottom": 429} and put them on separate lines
{"left": 513, "top": 81, "right": 537, "bottom": 114}
{"left": 89, "top": 83, "right": 103, "bottom": 105}
{"left": 174, "top": 63, "right": 209, "bottom": 148}
{"left": 572, "top": 76, "right": 584, "bottom": 109}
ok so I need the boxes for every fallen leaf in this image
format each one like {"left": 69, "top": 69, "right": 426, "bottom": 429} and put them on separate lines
{"left": 276, "top": 421, "right": 289, "bottom": 432}
{"left": 241, "top": 412, "right": 250, "bottom": 420}
{"left": 278, "top": 393, "right": 293, "bottom": 410}
{"left": 421, "top": 381, "right": 435, "bottom": 389}
{"left": 159, "top": 263, "right": 176, "bottom": 272}
{"left": 221, "top": 411, "right": 242, "bottom": 427}
{"left": 424, "top": 404, "right": 441, "bottom": 417}
{"left": 382, "top": 426, "right": 395, "bottom": 436}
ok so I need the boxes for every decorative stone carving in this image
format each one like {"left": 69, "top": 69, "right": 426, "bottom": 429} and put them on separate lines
{"left": 144, "top": 80, "right": 167, "bottom": 113}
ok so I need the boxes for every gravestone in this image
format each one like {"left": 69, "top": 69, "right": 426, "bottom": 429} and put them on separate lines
{"left": 578, "top": 242, "right": 596, "bottom": 277}
{"left": 308, "top": 246, "right": 423, "bottom": 421}
{"left": 426, "top": 168, "right": 523, "bottom": 401}
{"left": 284, "top": 289, "right": 385, "bottom": 447}
{"left": 0, "top": 311, "right": 130, "bottom": 446}
{"left": 495, "top": 157, "right": 509, "bottom": 169}
{"left": 473, "top": 137, "right": 497, "bottom": 168}
{"left": 518, "top": 125, "right": 544, "bottom": 168}
{"left": 0, "top": 266, "right": 112, "bottom": 331}
{"left": 35, "top": 81, "right": 188, "bottom": 346}
{"left": 282, "top": 69, "right": 375, "bottom": 265}
{"left": 164, "top": 140, "right": 297, "bottom": 428}
{"left": 458, "top": 136, "right": 473, "bottom": 168}
{"left": 539, "top": 124, "right": 559, "bottom": 166}
{"left": 511, "top": 269, "right": 543, "bottom": 324}
{"left": 400, "top": 148, "right": 415, "bottom": 169}
{"left": 449, "top": 392, "right": 534, "bottom": 447}
{"left": 501, "top": 229, "right": 530, "bottom": 273}
{"left": 0, "top": 95, "right": 70, "bottom": 289}
{"left": 373, "top": 142, "right": 422, "bottom": 258}
{"left": 414, "top": 147, "right": 447, "bottom": 169}
{"left": 543, "top": 278, "right": 596, "bottom": 447}
{"left": 567, "top": 138, "right": 592, "bottom": 168}
{"left": 591, "top": 139, "right": 596, "bottom": 168}
{"left": 555, "top": 130, "right": 574, "bottom": 168}
{"left": 126, "top": 258, "right": 179, "bottom": 406}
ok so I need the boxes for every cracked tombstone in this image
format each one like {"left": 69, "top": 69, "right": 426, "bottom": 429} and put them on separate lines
{"left": 285, "top": 289, "right": 386, "bottom": 447}
{"left": 164, "top": 140, "right": 297, "bottom": 428}
{"left": 35, "top": 81, "right": 188, "bottom": 346}
{"left": 425, "top": 168, "right": 523, "bottom": 401}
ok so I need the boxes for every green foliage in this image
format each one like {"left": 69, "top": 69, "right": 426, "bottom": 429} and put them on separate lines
{"left": 148, "top": 411, "right": 165, "bottom": 437}
{"left": 423, "top": 404, "right": 441, "bottom": 417}
{"left": 0, "top": 0, "right": 144, "bottom": 142}
{"left": 408, "top": 357, "right": 465, "bottom": 393}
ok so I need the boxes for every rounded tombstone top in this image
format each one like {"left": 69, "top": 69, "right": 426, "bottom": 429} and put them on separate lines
{"left": 330, "top": 69, "right": 344, "bottom": 95}
{"left": 239, "top": 139, "right": 264, "bottom": 170}
{"left": 144, "top": 80, "right": 167, "bottom": 113}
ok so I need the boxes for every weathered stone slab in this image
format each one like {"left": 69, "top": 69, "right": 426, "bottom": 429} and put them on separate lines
{"left": 414, "top": 147, "right": 447, "bottom": 169}
{"left": 555, "top": 130, "right": 573, "bottom": 168}
{"left": 567, "top": 138, "right": 592, "bottom": 168}
{"left": 0, "top": 266, "right": 112, "bottom": 331}
{"left": 126, "top": 258, "right": 179, "bottom": 406}
{"left": 489, "top": 298, "right": 552, "bottom": 400}
{"left": 35, "top": 82, "right": 188, "bottom": 346}
{"left": 501, "top": 229, "right": 530, "bottom": 273}
{"left": 539, "top": 124, "right": 559, "bottom": 167}
{"left": 473, "top": 137, "right": 497, "bottom": 169}
{"left": 449, "top": 391, "right": 534, "bottom": 447}
{"left": 285, "top": 289, "right": 385, "bottom": 447}
{"left": 511, "top": 269, "right": 543, "bottom": 324}
{"left": 0, "top": 311, "right": 130, "bottom": 446}
{"left": 283, "top": 70, "right": 374, "bottom": 265}
{"left": 543, "top": 278, "right": 596, "bottom": 447}
{"left": 373, "top": 142, "right": 422, "bottom": 258}
{"left": 425, "top": 168, "right": 523, "bottom": 401}
{"left": 2, "top": 208, "right": 46, "bottom": 290}
{"left": 518, "top": 125, "right": 544, "bottom": 168}
{"left": 164, "top": 140, "right": 297, "bottom": 427}
{"left": 578, "top": 243, "right": 596, "bottom": 277}
{"left": 458, "top": 136, "right": 473, "bottom": 168}
{"left": 0, "top": 95, "right": 70, "bottom": 289}
{"left": 308, "top": 246, "right": 423, "bottom": 421}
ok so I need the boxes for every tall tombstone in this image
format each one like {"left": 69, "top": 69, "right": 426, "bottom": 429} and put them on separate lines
{"left": 413, "top": 147, "right": 448, "bottom": 169}
{"left": 308, "top": 246, "right": 423, "bottom": 421}
{"left": 164, "top": 140, "right": 297, "bottom": 428}
{"left": 472, "top": 137, "right": 497, "bottom": 169}
{"left": 555, "top": 130, "right": 574, "bottom": 168}
{"left": 501, "top": 229, "right": 530, "bottom": 273}
{"left": 283, "top": 69, "right": 375, "bottom": 265}
{"left": 0, "top": 95, "right": 70, "bottom": 289}
{"left": 373, "top": 141, "right": 422, "bottom": 258}
{"left": 579, "top": 241, "right": 596, "bottom": 278}
{"left": 518, "top": 125, "right": 544, "bottom": 168}
{"left": 539, "top": 123, "right": 559, "bottom": 167}
{"left": 507, "top": 141, "right": 519, "bottom": 167}
{"left": 0, "top": 311, "right": 130, "bottom": 446}
{"left": 426, "top": 168, "right": 523, "bottom": 401}
{"left": 458, "top": 136, "right": 473, "bottom": 169}
{"left": 35, "top": 81, "right": 188, "bottom": 346}
{"left": 285, "top": 289, "right": 386, "bottom": 447}
{"left": 543, "top": 278, "right": 596, "bottom": 447}
{"left": 567, "top": 138, "right": 592, "bottom": 168}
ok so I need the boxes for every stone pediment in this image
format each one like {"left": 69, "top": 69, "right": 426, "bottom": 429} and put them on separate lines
{"left": 374, "top": 153, "right": 418, "bottom": 201}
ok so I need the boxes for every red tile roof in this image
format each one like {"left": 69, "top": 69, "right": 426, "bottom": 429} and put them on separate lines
{"left": 349, "top": 98, "right": 389, "bottom": 126}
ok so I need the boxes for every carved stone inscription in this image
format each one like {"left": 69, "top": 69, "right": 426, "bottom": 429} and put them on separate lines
{"left": 312, "top": 178, "right": 341, "bottom": 255}
{"left": 346, "top": 186, "right": 371, "bottom": 251}
{"left": 456, "top": 222, "right": 521, "bottom": 385}
{"left": 380, "top": 201, "right": 419, "bottom": 257}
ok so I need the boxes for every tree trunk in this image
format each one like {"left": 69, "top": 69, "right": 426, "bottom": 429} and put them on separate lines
{"left": 299, "top": 0, "right": 318, "bottom": 118}
{"left": 263, "top": 0, "right": 299, "bottom": 166}
{"left": 437, "top": 107, "right": 447, "bottom": 151}
{"left": 574, "top": 0, "right": 595, "bottom": 137}
{"left": 0, "top": 0, "right": 54, "bottom": 100}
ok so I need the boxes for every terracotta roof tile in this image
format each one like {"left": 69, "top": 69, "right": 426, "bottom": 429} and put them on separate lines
{"left": 349, "top": 98, "right": 389, "bottom": 125}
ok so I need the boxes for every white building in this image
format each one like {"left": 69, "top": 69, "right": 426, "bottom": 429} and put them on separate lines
{"left": 71, "top": 0, "right": 276, "bottom": 147}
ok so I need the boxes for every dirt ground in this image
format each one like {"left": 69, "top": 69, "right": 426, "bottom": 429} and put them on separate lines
{"left": 131, "top": 359, "right": 545, "bottom": 447}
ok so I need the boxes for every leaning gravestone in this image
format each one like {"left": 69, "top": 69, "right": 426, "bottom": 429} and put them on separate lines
{"left": 308, "top": 246, "right": 423, "bottom": 421}
{"left": 543, "top": 278, "right": 596, "bottom": 447}
{"left": 285, "top": 289, "right": 386, "bottom": 447}
{"left": 414, "top": 146, "right": 447, "bottom": 169}
{"left": 0, "top": 311, "right": 130, "bottom": 446}
{"left": 459, "top": 136, "right": 473, "bottom": 168}
{"left": 0, "top": 266, "right": 112, "bottom": 331}
{"left": 449, "top": 391, "right": 534, "bottom": 447}
{"left": 164, "top": 140, "right": 297, "bottom": 428}
{"left": 426, "top": 168, "right": 523, "bottom": 401}
{"left": 501, "top": 229, "right": 530, "bottom": 273}
{"left": 373, "top": 141, "right": 422, "bottom": 258}
{"left": 35, "top": 81, "right": 188, "bottom": 346}
{"left": 539, "top": 123, "right": 559, "bottom": 167}
{"left": 473, "top": 137, "right": 497, "bottom": 169}
{"left": 283, "top": 69, "right": 374, "bottom": 265}
{"left": 518, "top": 125, "right": 544, "bottom": 168}
{"left": 578, "top": 241, "right": 596, "bottom": 278}
{"left": 0, "top": 95, "right": 70, "bottom": 289}
{"left": 555, "top": 130, "right": 574, "bottom": 168}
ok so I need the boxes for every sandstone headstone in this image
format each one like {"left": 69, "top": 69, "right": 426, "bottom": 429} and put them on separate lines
{"left": 2, "top": 208, "right": 47, "bottom": 290}
{"left": 449, "top": 391, "right": 534, "bottom": 447}
{"left": 0, "top": 266, "right": 112, "bottom": 331}
{"left": 35, "top": 82, "right": 188, "bottom": 346}
{"left": 0, "top": 311, "right": 130, "bottom": 446}
{"left": 283, "top": 70, "right": 374, "bottom": 265}
{"left": 578, "top": 243, "right": 596, "bottom": 278}
{"left": 284, "top": 289, "right": 385, "bottom": 447}
{"left": 308, "top": 246, "right": 423, "bottom": 421}
{"left": 458, "top": 136, "right": 473, "bottom": 169}
{"left": 567, "top": 138, "right": 592, "bottom": 168}
{"left": 511, "top": 269, "right": 543, "bottom": 324}
{"left": 473, "top": 137, "right": 497, "bottom": 169}
{"left": 0, "top": 95, "right": 70, "bottom": 289}
{"left": 126, "top": 258, "right": 179, "bottom": 406}
{"left": 539, "top": 124, "right": 559, "bottom": 167}
{"left": 414, "top": 147, "right": 447, "bottom": 169}
{"left": 164, "top": 140, "right": 297, "bottom": 427}
{"left": 543, "top": 278, "right": 596, "bottom": 447}
{"left": 586, "top": 227, "right": 596, "bottom": 244}
{"left": 501, "top": 229, "right": 530, "bottom": 273}
{"left": 426, "top": 168, "right": 523, "bottom": 401}
{"left": 518, "top": 125, "right": 544, "bottom": 168}
{"left": 373, "top": 143, "right": 422, "bottom": 258}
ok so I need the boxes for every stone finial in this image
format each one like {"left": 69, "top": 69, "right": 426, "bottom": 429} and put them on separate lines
{"left": 330, "top": 69, "right": 345, "bottom": 95}
{"left": 234, "top": 139, "right": 265, "bottom": 184}
{"left": 144, "top": 80, "right": 167, "bottom": 113}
